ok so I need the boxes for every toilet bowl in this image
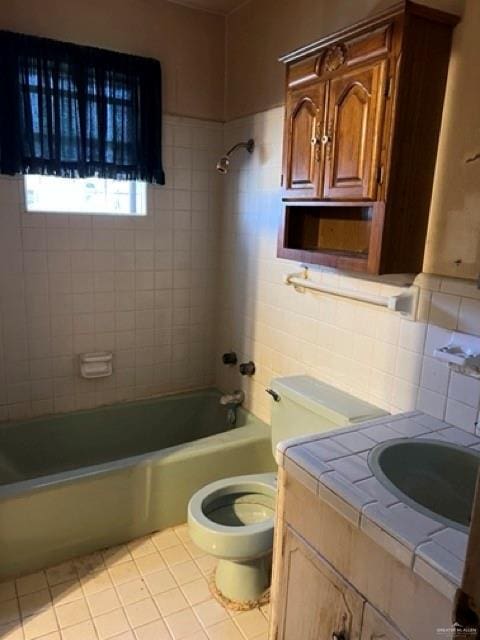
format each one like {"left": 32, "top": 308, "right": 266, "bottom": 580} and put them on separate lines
{"left": 188, "top": 375, "right": 388, "bottom": 603}
{"left": 188, "top": 473, "right": 276, "bottom": 603}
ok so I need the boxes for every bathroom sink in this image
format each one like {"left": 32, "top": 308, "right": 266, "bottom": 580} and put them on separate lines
{"left": 368, "top": 439, "right": 480, "bottom": 532}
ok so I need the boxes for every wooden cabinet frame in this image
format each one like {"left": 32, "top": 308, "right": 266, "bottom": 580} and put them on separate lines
{"left": 276, "top": 526, "right": 364, "bottom": 640}
{"left": 283, "top": 84, "right": 326, "bottom": 197}
{"left": 278, "top": 1, "right": 459, "bottom": 274}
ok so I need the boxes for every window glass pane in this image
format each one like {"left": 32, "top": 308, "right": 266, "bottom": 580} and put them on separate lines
{"left": 24, "top": 175, "right": 146, "bottom": 215}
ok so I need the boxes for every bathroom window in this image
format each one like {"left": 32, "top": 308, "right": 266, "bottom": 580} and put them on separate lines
{"left": 24, "top": 175, "right": 146, "bottom": 215}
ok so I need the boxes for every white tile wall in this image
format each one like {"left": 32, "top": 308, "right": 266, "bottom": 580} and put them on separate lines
{"left": 215, "top": 106, "right": 480, "bottom": 435}
{"left": 2, "top": 105, "right": 480, "bottom": 430}
{"left": 0, "top": 115, "right": 223, "bottom": 421}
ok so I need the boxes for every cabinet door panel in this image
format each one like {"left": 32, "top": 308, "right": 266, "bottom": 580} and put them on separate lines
{"left": 360, "top": 604, "right": 407, "bottom": 640}
{"left": 277, "top": 526, "right": 364, "bottom": 640}
{"left": 283, "top": 84, "right": 326, "bottom": 197}
{"left": 324, "top": 60, "right": 387, "bottom": 200}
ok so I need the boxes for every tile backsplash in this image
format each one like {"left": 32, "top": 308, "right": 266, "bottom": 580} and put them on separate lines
{"left": 215, "top": 106, "right": 480, "bottom": 433}
{"left": 0, "top": 115, "right": 223, "bottom": 421}
{"left": 1, "top": 105, "right": 480, "bottom": 430}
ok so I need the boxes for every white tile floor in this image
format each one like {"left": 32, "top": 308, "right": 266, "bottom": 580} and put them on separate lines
{"left": 0, "top": 525, "right": 269, "bottom": 640}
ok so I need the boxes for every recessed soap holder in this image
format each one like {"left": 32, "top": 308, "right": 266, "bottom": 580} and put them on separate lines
{"left": 434, "top": 331, "right": 480, "bottom": 375}
{"left": 80, "top": 352, "right": 113, "bottom": 379}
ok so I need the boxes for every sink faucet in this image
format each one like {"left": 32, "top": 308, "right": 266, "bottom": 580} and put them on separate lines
{"left": 219, "top": 390, "right": 245, "bottom": 406}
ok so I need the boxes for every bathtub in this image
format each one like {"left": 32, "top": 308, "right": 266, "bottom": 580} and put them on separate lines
{"left": 0, "top": 389, "right": 275, "bottom": 579}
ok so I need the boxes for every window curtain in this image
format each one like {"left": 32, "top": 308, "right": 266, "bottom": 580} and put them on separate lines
{"left": 0, "top": 31, "right": 165, "bottom": 184}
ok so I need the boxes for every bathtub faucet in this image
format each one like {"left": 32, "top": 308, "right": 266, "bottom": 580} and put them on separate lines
{"left": 220, "top": 390, "right": 245, "bottom": 427}
{"left": 219, "top": 390, "right": 245, "bottom": 407}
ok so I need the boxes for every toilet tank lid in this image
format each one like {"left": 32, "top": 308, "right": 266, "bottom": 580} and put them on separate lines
{"left": 270, "top": 375, "right": 389, "bottom": 424}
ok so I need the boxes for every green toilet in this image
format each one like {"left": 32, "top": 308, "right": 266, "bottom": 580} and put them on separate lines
{"left": 188, "top": 375, "right": 387, "bottom": 604}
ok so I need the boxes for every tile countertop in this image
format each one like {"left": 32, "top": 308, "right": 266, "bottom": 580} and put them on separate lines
{"left": 277, "top": 411, "right": 479, "bottom": 602}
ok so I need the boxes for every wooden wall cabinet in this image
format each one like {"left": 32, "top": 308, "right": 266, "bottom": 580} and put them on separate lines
{"left": 278, "top": 1, "right": 459, "bottom": 274}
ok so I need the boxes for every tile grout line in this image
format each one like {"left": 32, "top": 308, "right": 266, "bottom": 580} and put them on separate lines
{"left": 1, "top": 524, "right": 270, "bottom": 640}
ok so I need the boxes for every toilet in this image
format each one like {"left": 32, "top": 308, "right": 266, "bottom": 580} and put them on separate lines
{"left": 188, "top": 375, "right": 388, "bottom": 603}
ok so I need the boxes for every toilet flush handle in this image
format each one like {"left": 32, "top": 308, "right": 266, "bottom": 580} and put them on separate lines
{"left": 265, "top": 388, "right": 280, "bottom": 402}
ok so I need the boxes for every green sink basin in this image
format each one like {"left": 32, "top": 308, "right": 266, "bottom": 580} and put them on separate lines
{"left": 368, "top": 438, "right": 480, "bottom": 532}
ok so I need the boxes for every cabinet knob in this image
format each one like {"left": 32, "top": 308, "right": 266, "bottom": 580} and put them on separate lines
{"left": 311, "top": 136, "right": 321, "bottom": 145}
{"left": 332, "top": 632, "right": 346, "bottom": 640}
{"left": 321, "top": 134, "right": 331, "bottom": 145}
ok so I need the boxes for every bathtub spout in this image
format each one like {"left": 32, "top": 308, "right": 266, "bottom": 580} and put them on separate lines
{"left": 219, "top": 390, "right": 245, "bottom": 407}
{"left": 227, "top": 407, "right": 237, "bottom": 426}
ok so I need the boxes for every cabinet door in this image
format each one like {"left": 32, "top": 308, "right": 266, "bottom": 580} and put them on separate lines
{"left": 323, "top": 60, "right": 387, "bottom": 200}
{"left": 276, "top": 526, "right": 364, "bottom": 640}
{"left": 283, "top": 83, "right": 326, "bottom": 197}
{"left": 360, "top": 604, "right": 407, "bottom": 640}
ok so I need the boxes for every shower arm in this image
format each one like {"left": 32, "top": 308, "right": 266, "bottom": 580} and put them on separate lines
{"left": 225, "top": 139, "right": 254, "bottom": 157}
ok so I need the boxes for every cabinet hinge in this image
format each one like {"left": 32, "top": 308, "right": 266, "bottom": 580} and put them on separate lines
{"left": 377, "top": 165, "right": 385, "bottom": 185}
{"left": 385, "top": 77, "right": 392, "bottom": 98}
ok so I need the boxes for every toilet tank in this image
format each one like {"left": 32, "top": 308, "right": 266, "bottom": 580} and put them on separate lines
{"left": 269, "top": 376, "right": 388, "bottom": 456}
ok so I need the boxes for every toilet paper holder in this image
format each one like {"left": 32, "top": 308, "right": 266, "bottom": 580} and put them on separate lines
{"left": 79, "top": 352, "right": 113, "bottom": 379}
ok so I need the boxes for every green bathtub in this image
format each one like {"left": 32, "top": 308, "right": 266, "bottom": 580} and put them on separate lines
{"left": 0, "top": 389, "right": 275, "bottom": 579}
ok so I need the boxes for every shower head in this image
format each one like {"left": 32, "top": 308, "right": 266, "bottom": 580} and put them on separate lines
{"left": 216, "top": 156, "right": 230, "bottom": 174}
{"left": 216, "top": 138, "right": 254, "bottom": 174}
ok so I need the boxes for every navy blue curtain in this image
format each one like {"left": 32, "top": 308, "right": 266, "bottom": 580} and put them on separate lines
{"left": 0, "top": 31, "right": 165, "bottom": 184}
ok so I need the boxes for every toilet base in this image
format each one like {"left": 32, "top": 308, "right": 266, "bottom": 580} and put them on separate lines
{"left": 215, "top": 554, "right": 272, "bottom": 604}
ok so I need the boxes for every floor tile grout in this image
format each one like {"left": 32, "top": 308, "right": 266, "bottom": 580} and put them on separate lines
{"left": 0, "top": 524, "right": 270, "bottom": 640}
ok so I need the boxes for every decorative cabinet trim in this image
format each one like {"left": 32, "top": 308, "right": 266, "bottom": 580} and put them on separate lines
{"left": 320, "top": 44, "right": 347, "bottom": 74}
{"left": 287, "top": 23, "right": 394, "bottom": 89}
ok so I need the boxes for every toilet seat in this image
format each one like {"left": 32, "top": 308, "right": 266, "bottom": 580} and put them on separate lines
{"left": 188, "top": 473, "right": 277, "bottom": 561}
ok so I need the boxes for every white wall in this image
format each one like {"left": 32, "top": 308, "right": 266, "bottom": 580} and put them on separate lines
{"left": 0, "top": 116, "right": 223, "bottom": 421}
{"left": 215, "top": 107, "right": 480, "bottom": 432}
{"left": 0, "top": 0, "right": 226, "bottom": 121}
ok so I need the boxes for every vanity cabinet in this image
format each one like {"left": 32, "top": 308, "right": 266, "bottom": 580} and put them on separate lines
{"left": 361, "top": 604, "right": 407, "bottom": 640}
{"left": 269, "top": 470, "right": 454, "bottom": 640}
{"left": 276, "top": 526, "right": 364, "bottom": 640}
{"left": 278, "top": 1, "right": 460, "bottom": 274}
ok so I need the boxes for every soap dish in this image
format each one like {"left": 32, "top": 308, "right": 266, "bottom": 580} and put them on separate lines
{"left": 79, "top": 352, "right": 113, "bottom": 379}
{"left": 433, "top": 331, "right": 480, "bottom": 372}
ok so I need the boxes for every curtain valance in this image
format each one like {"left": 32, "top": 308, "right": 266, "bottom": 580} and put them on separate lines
{"left": 0, "top": 30, "right": 165, "bottom": 184}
